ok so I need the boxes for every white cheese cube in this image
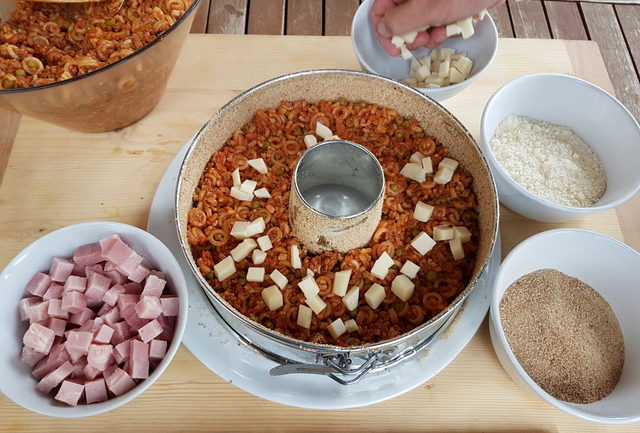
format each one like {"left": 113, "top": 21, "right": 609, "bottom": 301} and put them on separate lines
{"left": 365, "top": 283, "right": 386, "bottom": 309}
{"left": 307, "top": 268, "right": 314, "bottom": 277}
{"left": 214, "top": 256, "right": 236, "bottom": 281}
{"left": 426, "top": 83, "right": 441, "bottom": 89}
{"left": 327, "top": 318, "right": 347, "bottom": 339}
{"left": 434, "top": 166, "right": 454, "bottom": 185}
{"left": 418, "top": 55, "right": 431, "bottom": 67}
{"left": 453, "top": 226, "right": 472, "bottom": 243}
{"left": 248, "top": 157, "right": 268, "bottom": 174}
{"left": 370, "top": 252, "right": 394, "bottom": 280}
{"left": 411, "top": 231, "right": 436, "bottom": 255}
{"left": 270, "top": 269, "right": 288, "bottom": 290}
{"left": 433, "top": 225, "right": 455, "bottom": 241}
{"left": 413, "top": 201, "right": 434, "bottom": 222}
{"left": 304, "top": 134, "right": 318, "bottom": 149}
{"left": 344, "top": 319, "right": 359, "bottom": 333}
{"left": 400, "top": 162, "right": 426, "bottom": 183}
{"left": 246, "top": 267, "right": 265, "bottom": 282}
{"left": 457, "top": 17, "right": 474, "bottom": 39}
{"left": 342, "top": 286, "right": 360, "bottom": 311}
{"left": 256, "top": 235, "right": 272, "bottom": 251}
{"left": 410, "top": 58, "right": 420, "bottom": 74}
{"left": 439, "top": 157, "right": 459, "bottom": 171}
{"left": 450, "top": 238, "right": 465, "bottom": 260}
{"left": 400, "top": 46, "right": 413, "bottom": 60}
{"left": 262, "top": 285, "right": 283, "bottom": 311}
{"left": 332, "top": 269, "right": 352, "bottom": 297}
{"left": 391, "top": 35, "right": 405, "bottom": 48}
{"left": 415, "top": 64, "right": 430, "bottom": 81}
{"left": 254, "top": 188, "right": 271, "bottom": 199}
{"left": 453, "top": 56, "right": 473, "bottom": 78}
{"left": 230, "top": 186, "right": 253, "bottom": 201}
{"left": 230, "top": 221, "right": 251, "bottom": 239}
{"left": 327, "top": 135, "right": 341, "bottom": 141}
{"left": 305, "top": 295, "right": 327, "bottom": 315}
{"left": 246, "top": 217, "right": 266, "bottom": 237}
{"left": 298, "top": 276, "right": 320, "bottom": 298}
{"left": 400, "top": 31, "right": 418, "bottom": 44}
{"left": 240, "top": 179, "right": 257, "bottom": 195}
{"left": 424, "top": 75, "right": 444, "bottom": 86}
{"left": 391, "top": 274, "right": 415, "bottom": 302}
{"left": 438, "top": 59, "right": 451, "bottom": 78}
{"left": 232, "top": 168, "right": 241, "bottom": 186}
{"left": 439, "top": 48, "right": 455, "bottom": 61}
{"left": 402, "top": 78, "right": 418, "bottom": 87}
{"left": 400, "top": 260, "right": 420, "bottom": 279}
{"left": 449, "top": 67, "right": 465, "bottom": 84}
{"left": 446, "top": 23, "right": 462, "bottom": 37}
{"left": 315, "top": 122, "right": 333, "bottom": 140}
{"left": 297, "top": 305, "right": 313, "bottom": 329}
{"left": 230, "top": 238, "right": 258, "bottom": 262}
{"left": 252, "top": 249, "right": 267, "bottom": 265}
{"left": 409, "top": 151, "right": 425, "bottom": 164}
{"left": 290, "top": 244, "right": 302, "bottom": 269}
{"left": 421, "top": 156, "right": 433, "bottom": 174}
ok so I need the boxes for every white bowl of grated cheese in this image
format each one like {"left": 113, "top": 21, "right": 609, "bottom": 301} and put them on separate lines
{"left": 480, "top": 73, "right": 640, "bottom": 222}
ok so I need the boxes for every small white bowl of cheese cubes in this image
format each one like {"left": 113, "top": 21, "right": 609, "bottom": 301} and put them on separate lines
{"left": 351, "top": 0, "right": 498, "bottom": 101}
{"left": 0, "top": 221, "right": 188, "bottom": 417}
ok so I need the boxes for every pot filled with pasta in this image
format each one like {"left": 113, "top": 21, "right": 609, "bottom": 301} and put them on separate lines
{"left": 176, "top": 70, "right": 499, "bottom": 383}
{"left": 0, "top": 0, "right": 200, "bottom": 132}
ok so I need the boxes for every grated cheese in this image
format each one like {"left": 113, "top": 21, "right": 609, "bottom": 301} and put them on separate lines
{"left": 489, "top": 115, "right": 606, "bottom": 207}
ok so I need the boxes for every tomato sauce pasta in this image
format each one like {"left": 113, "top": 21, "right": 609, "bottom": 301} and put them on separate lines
{"left": 188, "top": 99, "right": 480, "bottom": 346}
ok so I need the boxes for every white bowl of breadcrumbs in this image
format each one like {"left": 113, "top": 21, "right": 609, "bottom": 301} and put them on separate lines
{"left": 490, "top": 229, "right": 640, "bottom": 424}
{"left": 480, "top": 73, "right": 640, "bottom": 222}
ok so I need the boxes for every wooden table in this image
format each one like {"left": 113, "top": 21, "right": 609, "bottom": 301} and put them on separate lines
{"left": 0, "top": 35, "right": 638, "bottom": 432}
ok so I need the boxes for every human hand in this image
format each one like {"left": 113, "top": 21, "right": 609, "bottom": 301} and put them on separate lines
{"left": 371, "top": 0, "right": 503, "bottom": 55}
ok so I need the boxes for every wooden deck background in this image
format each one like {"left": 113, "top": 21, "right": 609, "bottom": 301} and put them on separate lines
{"left": 189, "top": 0, "right": 640, "bottom": 123}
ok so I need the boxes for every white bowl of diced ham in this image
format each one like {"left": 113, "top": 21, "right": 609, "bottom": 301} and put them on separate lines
{"left": 0, "top": 221, "right": 188, "bottom": 417}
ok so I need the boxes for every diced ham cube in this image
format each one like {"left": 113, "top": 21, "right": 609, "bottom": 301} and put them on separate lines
{"left": 18, "top": 297, "right": 40, "bottom": 321}
{"left": 113, "top": 348, "right": 125, "bottom": 365}
{"left": 116, "top": 253, "right": 144, "bottom": 276}
{"left": 111, "top": 321, "right": 133, "bottom": 345}
{"left": 129, "top": 340, "right": 149, "bottom": 379}
{"left": 85, "top": 273, "right": 111, "bottom": 300}
{"left": 73, "top": 242, "right": 103, "bottom": 267}
{"left": 55, "top": 380, "right": 84, "bottom": 406}
{"left": 93, "top": 324, "right": 114, "bottom": 344}
{"left": 84, "top": 263, "right": 104, "bottom": 279}
{"left": 31, "top": 342, "right": 70, "bottom": 379}
{"left": 123, "top": 282, "right": 142, "bottom": 295}
{"left": 75, "top": 318, "right": 95, "bottom": 333}
{"left": 63, "top": 275, "right": 87, "bottom": 294}
{"left": 70, "top": 359, "right": 87, "bottom": 379}
{"left": 43, "top": 283, "right": 64, "bottom": 300}
{"left": 49, "top": 257, "right": 74, "bottom": 283}
{"left": 131, "top": 340, "right": 149, "bottom": 362}
{"left": 47, "top": 299, "right": 69, "bottom": 320}
{"left": 160, "top": 296, "right": 179, "bottom": 317}
{"left": 149, "top": 339, "right": 167, "bottom": 360}
{"left": 71, "top": 263, "right": 86, "bottom": 277}
{"left": 48, "top": 318, "right": 67, "bottom": 337}
{"left": 61, "top": 291, "right": 87, "bottom": 315}
{"left": 68, "top": 307, "right": 96, "bottom": 326}
{"left": 27, "top": 300, "right": 50, "bottom": 323}
{"left": 138, "top": 319, "right": 163, "bottom": 343}
{"left": 100, "top": 235, "right": 134, "bottom": 266}
{"left": 135, "top": 296, "right": 162, "bottom": 320}
{"left": 122, "top": 304, "right": 150, "bottom": 330}
{"left": 97, "top": 302, "right": 113, "bottom": 316}
{"left": 102, "top": 284, "right": 125, "bottom": 306}
{"left": 114, "top": 339, "right": 131, "bottom": 361}
{"left": 103, "top": 263, "right": 127, "bottom": 285}
{"left": 65, "top": 331, "right": 93, "bottom": 362}
{"left": 20, "top": 346, "right": 46, "bottom": 367}
{"left": 142, "top": 274, "right": 166, "bottom": 297}
{"left": 129, "top": 358, "right": 149, "bottom": 380}
{"left": 117, "top": 293, "right": 139, "bottom": 312}
{"left": 85, "top": 378, "right": 108, "bottom": 404}
{"left": 157, "top": 315, "right": 175, "bottom": 341}
{"left": 149, "top": 270, "right": 166, "bottom": 280}
{"left": 127, "top": 263, "right": 151, "bottom": 284}
{"left": 26, "top": 272, "right": 51, "bottom": 297}
{"left": 103, "top": 365, "right": 117, "bottom": 380}
{"left": 84, "top": 363, "right": 101, "bottom": 381}
{"left": 105, "top": 367, "right": 136, "bottom": 396}
{"left": 36, "top": 361, "right": 74, "bottom": 394}
{"left": 102, "top": 306, "right": 121, "bottom": 326}
{"left": 87, "top": 344, "right": 114, "bottom": 370}
{"left": 23, "top": 323, "right": 55, "bottom": 354}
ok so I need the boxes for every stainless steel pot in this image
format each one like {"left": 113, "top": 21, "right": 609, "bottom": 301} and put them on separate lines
{"left": 175, "top": 70, "right": 499, "bottom": 383}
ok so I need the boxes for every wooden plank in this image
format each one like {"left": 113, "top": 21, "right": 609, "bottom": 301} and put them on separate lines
{"left": 581, "top": 3, "right": 640, "bottom": 120}
{"left": 0, "top": 109, "right": 20, "bottom": 187}
{"left": 545, "top": 1, "right": 588, "bottom": 40}
{"left": 616, "top": 5, "right": 640, "bottom": 71}
{"left": 286, "top": 0, "right": 323, "bottom": 35}
{"left": 508, "top": 0, "right": 551, "bottom": 39}
{"left": 489, "top": 2, "right": 514, "bottom": 38}
{"left": 207, "top": 0, "right": 248, "bottom": 34}
{"left": 190, "top": 0, "right": 210, "bottom": 33}
{"left": 247, "top": 0, "right": 286, "bottom": 35}
{"left": 324, "top": 0, "right": 360, "bottom": 36}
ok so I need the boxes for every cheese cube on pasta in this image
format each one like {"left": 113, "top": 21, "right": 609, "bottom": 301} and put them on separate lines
{"left": 297, "top": 305, "right": 313, "bottom": 329}
{"left": 246, "top": 267, "right": 265, "bottom": 283}
{"left": 262, "top": 286, "right": 283, "bottom": 311}
{"left": 327, "top": 318, "right": 347, "bottom": 339}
